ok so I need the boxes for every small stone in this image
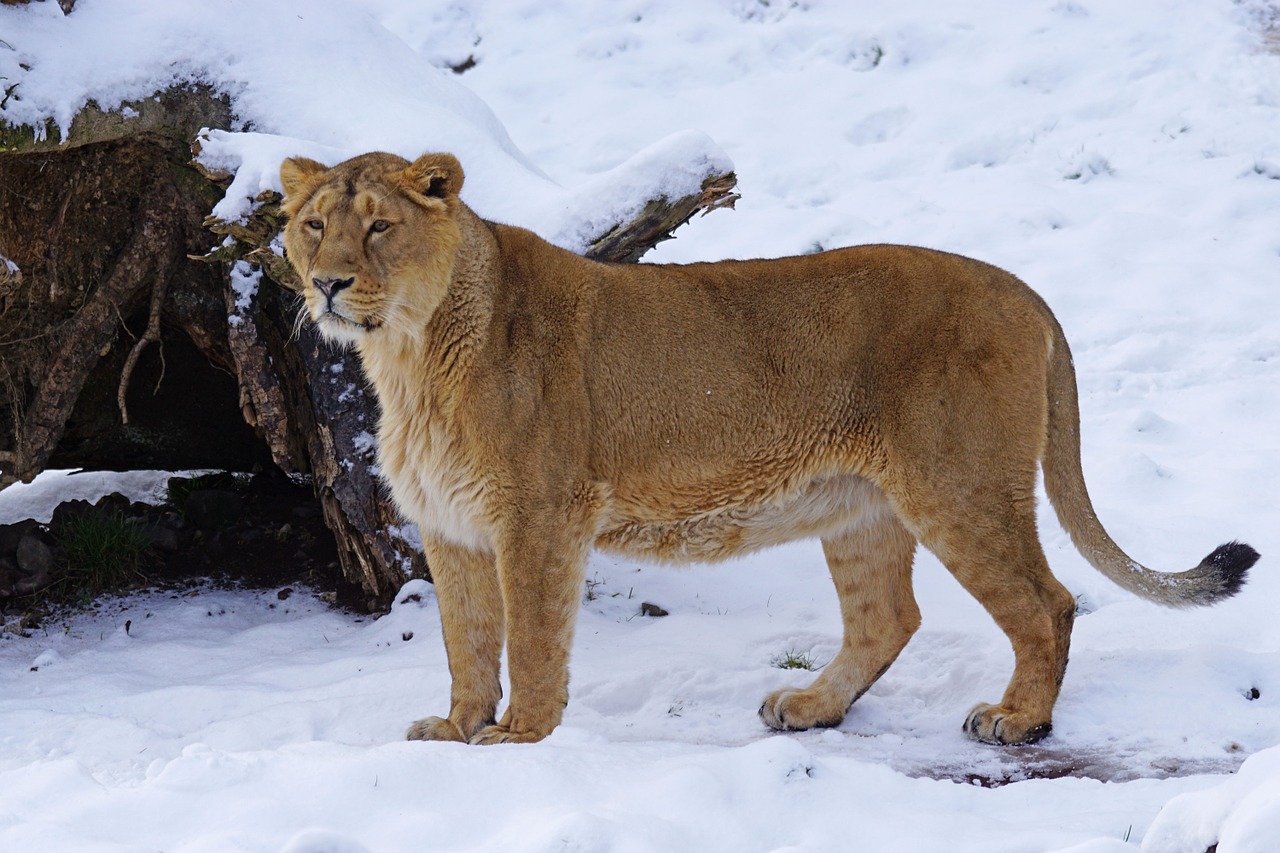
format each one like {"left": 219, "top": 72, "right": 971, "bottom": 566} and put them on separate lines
{"left": 640, "top": 602, "right": 669, "bottom": 618}
{"left": 0, "top": 520, "right": 40, "bottom": 555}
{"left": 0, "top": 557, "right": 17, "bottom": 597}
{"left": 184, "top": 489, "right": 244, "bottom": 531}
{"left": 277, "top": 587, "right": 293, "bottom": 601}
{"left": 16, "top": 535, "right": 54, "bottom": 578}
{"left": 50, "top": 499, "right": 94, "bottom": 529}
{"left": 138, "top": 521, "right": 181, "bottom": 553}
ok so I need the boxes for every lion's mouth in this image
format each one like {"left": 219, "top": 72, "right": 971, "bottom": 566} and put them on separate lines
{"left": 319, "top": 307, "right": 381, "bottom": 332}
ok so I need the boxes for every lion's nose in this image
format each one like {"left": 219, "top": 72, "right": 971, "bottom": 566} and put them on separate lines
{"left": 312, "top": 277, "right": 354, "bottom": 301}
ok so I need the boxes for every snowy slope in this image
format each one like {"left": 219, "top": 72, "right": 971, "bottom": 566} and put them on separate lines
{"left": 2, "top": 0, "right": 1279, "bottom": 851}
{"left": 0, "top": 0, "right": 730, "bottom": 253}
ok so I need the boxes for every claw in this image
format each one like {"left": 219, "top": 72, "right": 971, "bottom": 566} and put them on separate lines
{"left": 963, "top": 704, "right": 1052, "bottom": 745}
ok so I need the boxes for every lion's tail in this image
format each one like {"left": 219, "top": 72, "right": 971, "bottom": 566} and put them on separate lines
{"left": 1039, "top": 319, "right": 1258, "bottom": 607}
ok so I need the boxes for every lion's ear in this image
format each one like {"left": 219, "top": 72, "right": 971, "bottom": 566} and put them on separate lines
{"left": 280, "top": 157, "right": 329, "bottom": 199}
{"left": 403, "top": 153, "right": 465, "bottom": 200}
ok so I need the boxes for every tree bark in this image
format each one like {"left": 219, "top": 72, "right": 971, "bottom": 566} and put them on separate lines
{"left": 0, "top": 134, "right": 263, "bottom": 490}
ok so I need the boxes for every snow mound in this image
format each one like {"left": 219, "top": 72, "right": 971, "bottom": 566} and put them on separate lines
{"left": 1143, "top": 745, "right": 1280, "bottom": 853}
{"left": 0, "top": 469, "right": 204, "bottom": 524}
{"left": 0, "top": 0, "right": 731, "bottom": 252}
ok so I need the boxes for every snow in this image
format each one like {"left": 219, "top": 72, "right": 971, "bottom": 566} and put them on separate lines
{"left": 2, "top": 0, "right": 1279, "bottom": 850}
{"left": 0, "top": 469, "right": 203, "bottom": 524}
{"left": 0, "top": 0, "right": 729, "bottom": 250}
{"left": 351, "top": 431, "right": 378, "bottom": 457}
{"left": 1143, "top": 747, "right": 1280, "bottom": 853}
{"left": 228, "top": 260, "right": 261, "bottom": 328}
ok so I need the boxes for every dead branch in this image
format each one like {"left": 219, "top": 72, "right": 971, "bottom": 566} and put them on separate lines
{"left": 585, "top": 172, "right": 739, "bottom": 263}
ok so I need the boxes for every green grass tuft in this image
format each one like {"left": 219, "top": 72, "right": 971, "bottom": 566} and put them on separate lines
{"left": 770, "top": 649, "right": 820, "bottom": 671}
{"left": 55, "top": 510, "right": 152, "bottom": 603}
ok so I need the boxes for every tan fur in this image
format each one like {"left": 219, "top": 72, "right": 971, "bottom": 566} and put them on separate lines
{"left": 280, "top": 151, "right": 1255, "bottom": 746}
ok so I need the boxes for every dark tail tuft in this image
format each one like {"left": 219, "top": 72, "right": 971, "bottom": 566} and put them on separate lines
{"left": 1200, "top": 541, "right": 1259, "bottom": 601}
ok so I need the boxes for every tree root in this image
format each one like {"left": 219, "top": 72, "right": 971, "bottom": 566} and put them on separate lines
{"left": 6, "top": 175, "right": 182, "bottom": 483}
{"left": 116, "top": 259, "right": 170, "bottom": 425}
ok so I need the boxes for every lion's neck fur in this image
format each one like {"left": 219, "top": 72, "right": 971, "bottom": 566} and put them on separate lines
{"left": 350, "top": 206, "right": 506, "bottom": 550}
{"left": 355, "top": 206, "right": 498, "bottom": 418}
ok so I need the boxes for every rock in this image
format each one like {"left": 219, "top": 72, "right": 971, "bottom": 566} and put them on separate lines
{"left": 184, "top": 489, "right": 244, "bottom": 531}
{"left": 14, "top": 571, "right": 54, "bottom": 595}
{"left": 94, "top": 493, "right": 131, "bottom": 515}
{"left": 0, "top": 520, "right": 43, "bottom": 556}
{"left": 137, "top": 520, "right": 181, "bottom": 553}
{"left": 16, "top": 535, "right": 54, "bottom": 578}
{"left": 50, "top": 499, "right": 94, "bottom": 529}
{"left": 238, "top": 527, "right": 266, "bottom": 545}
{"left": 0, "top": 557, "right": 17, "bottom": 597}
{"left": 640, "top": 602, "right": 670, "bottom": 618}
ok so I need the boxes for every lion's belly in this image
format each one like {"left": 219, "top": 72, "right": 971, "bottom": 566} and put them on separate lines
{"left": 595, "top": 474, "right": 886, "bottom": 562}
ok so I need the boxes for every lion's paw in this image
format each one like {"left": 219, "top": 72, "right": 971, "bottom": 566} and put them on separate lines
{"left": 467, "top": 723, "right": 550, "bottom": 746}
{"left": 405, "top": 716, "right": 467, "bottom": 743}
{"left": 963, "top": 703, "right": 1052, "bottom": 746}
{"left": 758, "top": 687, "right": 845, "bottom": 732}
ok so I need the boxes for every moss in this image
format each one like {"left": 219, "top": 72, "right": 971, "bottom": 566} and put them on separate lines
{"left": 0, "top": 83, "right": 232, "bottom": 154}
{"left": 0, "top": 118, "right": 53, "bottom": 153}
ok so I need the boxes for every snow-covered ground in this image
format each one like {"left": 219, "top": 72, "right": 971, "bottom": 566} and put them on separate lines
{"left": 2, "top": 0, "right": 1279, "bottom": 850}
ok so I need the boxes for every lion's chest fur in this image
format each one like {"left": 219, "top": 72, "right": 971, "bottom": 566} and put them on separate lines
{"left": 360, "top": 341, "right": 491, "bottom": 552}
{"left": 377, "top": 411, "right": 490, "bottom": 551}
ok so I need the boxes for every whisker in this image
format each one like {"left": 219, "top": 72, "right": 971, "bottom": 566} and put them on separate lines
{"left": 290, "top": 293, "right": 310, "bottom": 343}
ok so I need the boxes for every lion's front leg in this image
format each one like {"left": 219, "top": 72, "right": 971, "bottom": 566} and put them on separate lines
{"left": 468, "top": 517, "right": 591, "bottom": 745}
{"left": 406, "top": 536, "right": 504, "bottom": 743}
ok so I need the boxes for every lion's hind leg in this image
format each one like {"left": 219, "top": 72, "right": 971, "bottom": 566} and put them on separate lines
{"left": 759, "top": 508, "right": 919, "bottom": 731}
{"left": 907, "top": 490, "right": 1075, "bottom": 746}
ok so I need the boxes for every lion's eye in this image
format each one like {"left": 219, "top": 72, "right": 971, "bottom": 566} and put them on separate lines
{"left": 370, "top": 220, "right": 391, "bottom": 234}
{"left": 306, "top": 219, "right": 323, "bottom": 231}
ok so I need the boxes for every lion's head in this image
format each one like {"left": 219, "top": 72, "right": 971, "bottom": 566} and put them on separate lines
{"left": 279, "top": 151, "right": 465, "bottom": 346}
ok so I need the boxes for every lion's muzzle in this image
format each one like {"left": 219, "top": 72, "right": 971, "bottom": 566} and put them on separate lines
{"left": 312, "top": 276, "right": 354, "bottom": 310}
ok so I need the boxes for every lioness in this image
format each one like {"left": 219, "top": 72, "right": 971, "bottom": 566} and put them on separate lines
{"left": 280, "top": 151, "right": 1257, "bottom": 746}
